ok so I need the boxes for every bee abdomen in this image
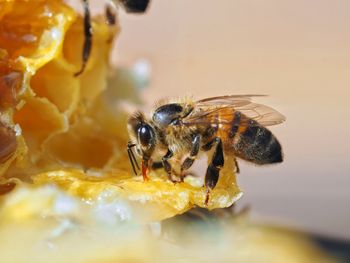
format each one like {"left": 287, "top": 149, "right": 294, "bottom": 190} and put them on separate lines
{"left": 233, "top": 122, "right": 283, "bottom": 164}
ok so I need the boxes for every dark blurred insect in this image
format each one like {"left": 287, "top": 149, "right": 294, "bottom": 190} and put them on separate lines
{"left": 74, "top": 0, "right": 150, "bottom": 76}
{"left": 127, "top": 95, "right": 285, "bottom": 205}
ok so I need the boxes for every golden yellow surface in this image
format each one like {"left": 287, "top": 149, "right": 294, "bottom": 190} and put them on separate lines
{"left": 31, "top": 167, "right": 241, "bottom": 221}
{"left": 0, "top": 185, "right": 337, "bottom": 263}
{"left": 0, "top": 1, "right": 341, "bottom": 262}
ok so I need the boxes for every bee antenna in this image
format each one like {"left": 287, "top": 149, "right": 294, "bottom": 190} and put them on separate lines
{"left": 127, "top": 148, "right": 137, "bottom": 175}
{"left": 130, "top": 148, "right": 140, "bottom": 170}
{"left": 127, "top": 142, "right": 140, "bottom": 175}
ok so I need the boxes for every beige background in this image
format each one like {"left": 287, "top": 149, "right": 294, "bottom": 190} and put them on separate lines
{"left": 111, "top": 0, "right": 349, "bottom": 239}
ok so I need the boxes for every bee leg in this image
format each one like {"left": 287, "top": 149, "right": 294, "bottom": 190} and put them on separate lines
{"left": 204, "top": 138, "right": 224, "bottom": 205}
{"left": 201, "top": 139, "right": 216, "bottom": 151}
{"left": 74, "top": 0, "right": 93, "bottom": 77}
{"left": 234, "top": 158, "right": 240, "bottom": 173}
{"left": 105, "top": 1, "right": 117, "bottom": 26}
{"left": 180, "top": 134, "right": 201, "bottom": 180}
{"left": 151, "top": 161, "right": 163, "bottom": 170}
{"left": 153, "top": 161, "right": 193, "bottom": 179}
{"left": 162, "top": 149, "right": 175, "bottom": 182}
{"left": 204, "top": 139, "right": 240, "bottom": 174}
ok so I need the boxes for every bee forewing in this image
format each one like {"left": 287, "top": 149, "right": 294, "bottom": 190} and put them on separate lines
{"left": 196, "top": 94, "right": 266, "bottom": 103}
{"left": 237, "top": 102, "right": 286, "bottom": 126}
{"left": 183, "top": 96, "right": 285, "bottom": 127}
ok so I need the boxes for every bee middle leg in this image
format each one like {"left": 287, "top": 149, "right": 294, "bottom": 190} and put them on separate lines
{"left": 75, "top": 0, "right": 93, "bottom": 77}
{"left": 203, "top": 137, "right": 224, "bottom": 205}
{"left": 151, "top": 162, "right": 198, "bottom": 178}
{"left": 162, "top": 149, "right": 177, "bottom": 182}
{"left": 179, "top": 134, "right": 201, "bottom": 181}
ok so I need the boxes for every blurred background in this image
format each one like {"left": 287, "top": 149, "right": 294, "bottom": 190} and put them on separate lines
{"left": 110, "top": 0, "right": 349, "bottom": 239}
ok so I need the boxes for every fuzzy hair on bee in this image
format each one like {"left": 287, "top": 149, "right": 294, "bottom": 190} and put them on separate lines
{"left": 127, "top": 95, "right": 285, "bottom": 204}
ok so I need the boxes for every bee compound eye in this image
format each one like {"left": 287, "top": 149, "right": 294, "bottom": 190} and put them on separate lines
{"left": 138, "top": 124, "right": 154, "bottom": 149}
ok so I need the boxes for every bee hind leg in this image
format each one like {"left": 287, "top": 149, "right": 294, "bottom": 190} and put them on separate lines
{"left": 204, "top": 138, "right": 224, "bottom": 205}
{"left": 75, "top": 0, "right": 93, "bottom": 77}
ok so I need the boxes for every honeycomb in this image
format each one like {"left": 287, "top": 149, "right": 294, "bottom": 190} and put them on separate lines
{"left": 0, "top": 0, "right": 241, "bottom": 221}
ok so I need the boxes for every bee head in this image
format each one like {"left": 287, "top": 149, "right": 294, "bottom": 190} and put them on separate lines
{"left": 127, "top": 111, "right": 156, "bottom": 161}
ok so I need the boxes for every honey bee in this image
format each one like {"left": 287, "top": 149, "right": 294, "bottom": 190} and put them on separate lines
{"left": 75, "top": 0, "right": 150, "bottom": 76}
{"left": 127, "top": 95, "right": 285, "bottom": 204}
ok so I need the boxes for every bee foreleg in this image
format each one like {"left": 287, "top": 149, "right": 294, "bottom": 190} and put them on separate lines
{"left": 151, "top": 161, "right": 163, "bottom": 170}
{"left": 204, "top": 138, "right": 224, "bottom": 205}
{"left": 162, "top": 149, "right": 174, "bottom": 182}
{"left": 75, "top": 0, "right": 93, "bottom": 77}
{"left": 181, "top": 134, "right": 201, "bottom": 175}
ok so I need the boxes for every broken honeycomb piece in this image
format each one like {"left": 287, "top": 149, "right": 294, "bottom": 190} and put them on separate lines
{"left": 0, "top": 183, "right": 337, "bottom": 263}
{"left": 32, "top": 167, "right": 242, "bottom": 221}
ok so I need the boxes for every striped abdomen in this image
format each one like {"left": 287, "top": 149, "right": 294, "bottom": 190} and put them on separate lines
{"left": 225, "top": 111, "right": 283, "bottom": 164}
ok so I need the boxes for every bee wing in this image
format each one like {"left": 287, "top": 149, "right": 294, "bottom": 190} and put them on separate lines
{"left": 183, "top": 95, "right": 285, "bottom": 127}
{"left": 196, "top": 94, "right": 265, "bottom": 107}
